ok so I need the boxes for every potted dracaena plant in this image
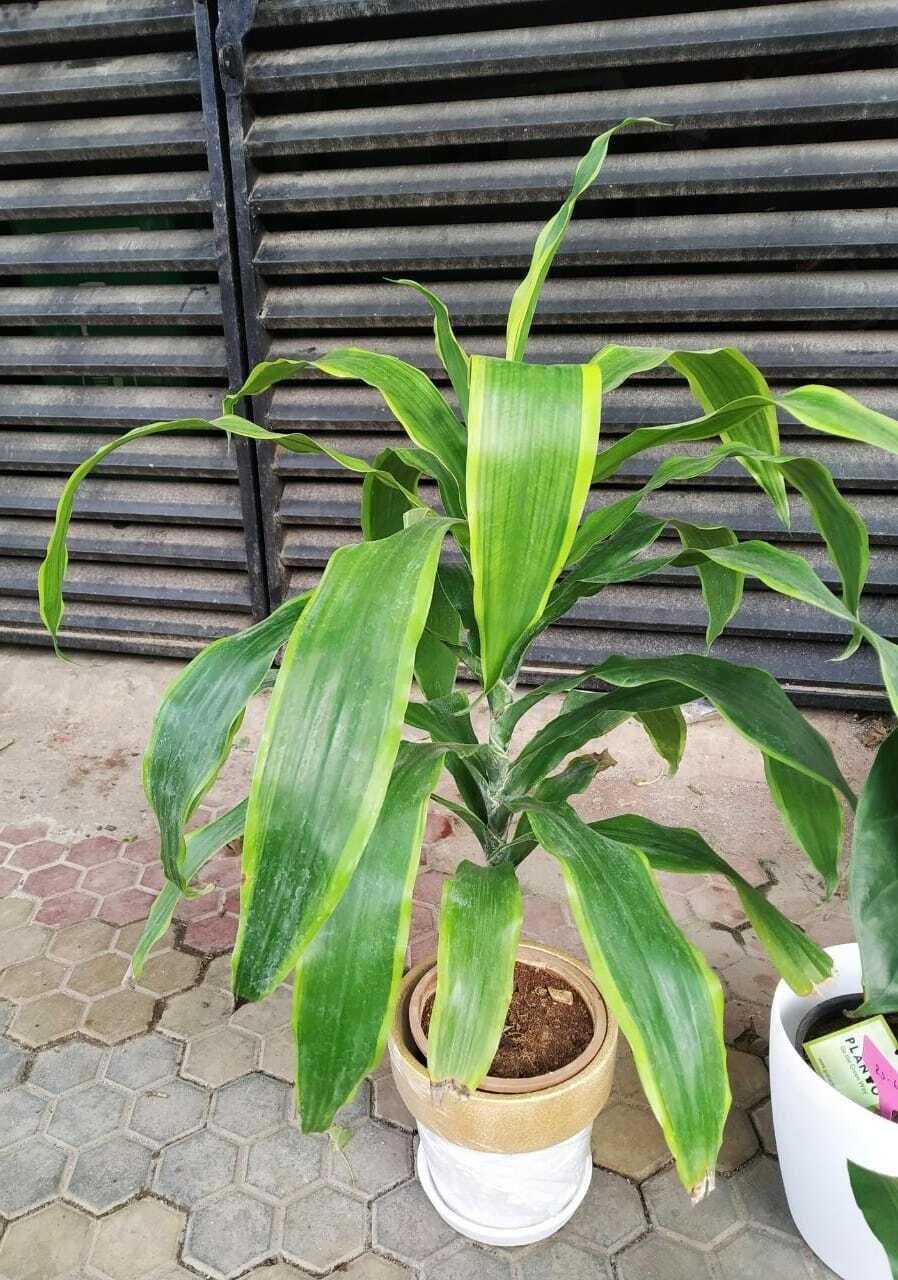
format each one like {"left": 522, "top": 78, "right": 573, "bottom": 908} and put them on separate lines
{"left": 38, "top": 118, "right": 898, "bottom": 1248}
{"left": 771, "top": 720, "right": 898, "bottom": 1280}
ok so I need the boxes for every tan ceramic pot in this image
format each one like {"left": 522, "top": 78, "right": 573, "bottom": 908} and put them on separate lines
{"left": 388, "top": 941, "right": 618, "bottom": 1155}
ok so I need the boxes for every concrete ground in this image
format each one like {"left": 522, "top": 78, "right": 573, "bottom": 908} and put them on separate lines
{"left": 0, "top": 647, "right": 888, "bottom": 1280}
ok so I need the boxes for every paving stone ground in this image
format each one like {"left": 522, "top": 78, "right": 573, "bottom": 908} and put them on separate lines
{"left": 0, "top": 649, "right": 881, "bottom": 1279}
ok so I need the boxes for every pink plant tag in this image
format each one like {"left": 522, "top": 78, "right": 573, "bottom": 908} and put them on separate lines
{"left": 862, "top": 1035, "right": 898, "bottom": 1121}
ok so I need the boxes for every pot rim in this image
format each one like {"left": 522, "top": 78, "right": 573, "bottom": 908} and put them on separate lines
{"left": 407, "top": 943, "right": 607, "bottom": 1094}
{"left": 391, "top": 942, "right": 616, "bottom": 1107}
{"left": 772, "top": 941, "right": 898, "bottom": 1140}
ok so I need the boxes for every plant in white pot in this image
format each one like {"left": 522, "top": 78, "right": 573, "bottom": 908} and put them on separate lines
{"left": 771, "top": 724, "right": 898, "bottom": 1280}
{"left": 38, "top": 119, "right": 898, "bottom": 1246}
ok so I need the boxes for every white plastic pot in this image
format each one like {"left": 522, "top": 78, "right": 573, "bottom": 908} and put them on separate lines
{"left": 770, "top": 942, "right": 898, "bottom": 1280}
{"left": 415, "top": 1121, "right": 593, "bottom": 1246}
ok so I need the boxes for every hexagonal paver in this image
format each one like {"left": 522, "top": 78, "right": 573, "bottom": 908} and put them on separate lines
{"left": 0, "top": 896, "right": 35, "bottom": 929}
{"left": 591, "top": 1103, "right": 670, "bottom": 1180}
{"left": 374, "top": 1179, "right": 457, "bottom": 1264}
{"left": 716, "top": 1226, "right": 817, "bottom": 1279}
{"left": 201, "top": 954, "right": 233, "bottom": 991}
{"left": 106, "top": 1031, "right": 179, "bottom": 1089}
{"left": 48, "top": 917, "right": 115, "bottom": 962}
{"left": 66, "top": 1133, "right": 153, "bottom": 1211}
{"left": 0, "top": 955, "right": 68, "bottom": 1000}
{"left": 0, "top": 1136, "right": 67, "bottom": 1216}
{"left": 34, "top": 890, "right": 98, "bottom": 927}
{"left": 252, "top": 1025, "right": 291, "bottom": 1083}
{"left": 731, "top": 1156, "right": 799, "bottom": 1236}
{"left": 184, "top": 913, "right": 239, "bottom": 952}
{"left": 284, "top": 1184, "right": 367, "bottom": 1272}
{"left": 231, "top": 987, "right": 292, "bottom": 1034}
{"left": 563, "top": 1167, "right": 646, "bottom": 1251}
{"left": 69, "top": 951, "right": 129, "bottom": 996}
{"left": 9, "top": 992, "right": 83, "bottom": 1047}
{"left": 246, "top": 1126, "right": 324, "bottom": 1199}
{"left": 728, "top": 1048, "right": 769, "bottom": 1109}
{"left": 616, "top": 1234, "right": 715, "bottom": 1280}
{"left": 90, "top": 1197, "right": 185, "bottom": 1280}
{"left": 155, "top": 1129, "right": 240, "bottom": 1208}
{"left": 752, "top": 1099, "right": 777, "bottom": 1155}
{"left": 0, "top": 1034, "right": 28, "bottom": 1086}
{"left": 717, "top": 1107, "right": 760, "bottom": 1173}
{"left": 330, "top": 1119, "right": 412, "bottom": 1197}
{"left": 137, "top": 949, "right": 201, "bottom": 997}
{"left": 23, "top": 862, "right": 81, "bottom": 897}
{"left": 83, "top": 859, "right": 140, "bottom": 895}
{"left": 0, "top": 1085, "right": 47, "bottom": 1145}
{"left": 211, "top": 1071, "right": 289, "bottom": 1138}
{"left": 182, "top": 1025, "right": 258, "bottom": 1086}
{"left": 49, "top": 1081, "right": 129, "bottom": 1147}
{"left": 372, "top": 1072, "right": 414, "bottom": 1131}
{"left": 0, "top": 1200, "right": 94, "bottom": 1278}
{"left": 83, "top": 989, "right": 155, "bottom": 1043}
{"left": 0, "top": 923, "right": 50, "bottom": 969}
{"left": 421, "top": 1244, "right": 514, "bottom": 1279}
{"left": 517, "top": 1240, "right": 610, "bottom": 1280}
{"left": 68, "top": 836, "right": 121, "bottom": 867}
{"left": 7, "top": 840, "right": 61, "bottom": 871}
{"left": 184, "top": 1189, "right": 274, "bottom": 1279}
{"left": 244, "top": 1267, "right": 320, "bottom": 1280}
{"left": 159, "top": 986, "right": 232, "bottom": 1038}
{"left": 335, "top": 1078, "right": 371, "bottom": 1128}
{"left": 30, "top": 1039, "right": 105, "bottom": 1093}
{"left": 97, "top": 887, "right": 154, "bottom": 927}
{"left": 643, "top": 1165, "right": 743, "bottom": 1245}
{"left": 130, "top": 1077, "right": 207, "bottom": 1143}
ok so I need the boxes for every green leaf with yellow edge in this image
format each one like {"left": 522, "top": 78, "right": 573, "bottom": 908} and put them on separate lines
{"left": 589, "top": 814, "right": 832, "bottom": 995}
{"left": 294, "top": 742, "right": 445, "bottom": 1132}
{"left": 764, "top": 755, "right": 843, "bottom": 897}
{"left": 850, "top": 727, "right": 898, "bottom": 1017}
{"left": 467, "top": 355, "right": 601, "bottom": 689}
{"left": 233, "top": 517, "right": 456, "bottom": 1001}
{"left": 505, "top": 117, "right": 665, "bottom": 361}
{"left": 528, "top": 802, "right": 729, "bottom": 1198}
{"left": 427, "top": 860, "right": 523, "bottom": 1092}
{"left": 389, "top": 278, "right": 470, "bottom": 419}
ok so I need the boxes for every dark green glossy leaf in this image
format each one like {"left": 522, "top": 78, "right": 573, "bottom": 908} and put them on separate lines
{"left": 294, "top": 742, "right": 445, "bottom": 1131}
{"left": 427, "top": 860, "right": 523, "bottom": 1091}
{"left": 637, "top": 707, "right": 687, "bottom": 775}
{"left": 850, "top": 727, "right": 898, "bottom": 1017}
{"left": 528, "top": 803, "right": 729, "bottom": 1197}
{"left": 233, "top": 517, "right": 455, "bottom": 1000}
{"left": 144, "top": 592, "right": 310, "bottom": 890}
{"left": 847, "top": 1161, "right": 898, "bottom": 1280}
{"left": 764, "top": 755, "right": 843, "bottom": 897}
{"left": 671, "top": 522, "right": 743, "bottom": 646}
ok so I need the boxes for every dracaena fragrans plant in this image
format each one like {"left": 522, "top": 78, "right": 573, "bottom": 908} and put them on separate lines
{"left": 40, "top": 119, "right": 898, "bottom": 1200}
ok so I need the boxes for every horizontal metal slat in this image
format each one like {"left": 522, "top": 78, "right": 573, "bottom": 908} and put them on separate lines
{"left": 0, "top": 51, "right": 199, "bottom": 109}
{"left": 2, "top": 476, "right": 244, "bottom": 527}
{"left": 263, "top": 272, "right": 898, "bottom": 328}
{"left": 0, "top": 285, "right": 222, "bottom": 327}
{"left": 247, "top": 69, "right": 898, "bottom": 156}
{"left": 0, "top": 0, "right": 195, "bottom": 47}
{"left": 0, "top": 601, "right": 243, "bottom": 644}
{"left": 0, "top": 556, "right": 252, "bottom": 613}
{"left": 0, "top": 385, "right": 222, "bottom": 428}
{"left": 266, "top": 331, "right": 898, "bottom": 381}
{"left": 0, "top": 113, "right": 205, "bottom": 165}
{"left": 0, "top": 620, "right": 215, "bottom": 658}
{"left": 253, "top": 139, "right": 898, "bottom": 214}
{"left": 0, "top": 336, "right": 227, "bottom": 379}
{"left": 0, "top": 517, "right": 247, "bottom": 570}
{"left": 247, "top": 3, "right": 898, "bottom": 93}
{"left": 0, "top": 172, "right": 211, "bottom": 222}
{"left": 0, "top": 432, "right": 232, "bottom": 480}
{"left": 257, "top": 208, "right": 898, "bottom": 275}
{"left": 0, "top": 229, "right": 216, "bottom": 276}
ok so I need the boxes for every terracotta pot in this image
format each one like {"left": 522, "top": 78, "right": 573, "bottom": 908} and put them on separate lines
{"left": 388, "top": 942, "right": 618, "bottom": 1246}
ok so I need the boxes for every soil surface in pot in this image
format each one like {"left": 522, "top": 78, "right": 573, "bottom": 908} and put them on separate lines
{"left": 422, "top": 962, "right": 594, "bottom": 1078}
{"left": 799, "top": 994, "right": 898, "bottom": 1064}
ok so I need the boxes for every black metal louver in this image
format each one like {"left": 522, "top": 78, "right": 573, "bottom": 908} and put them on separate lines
{"left": 0, "top": 0, "right": 265, "bottom": 657}
{"left": 222, "top": 0, "right": 898, "bottom": 706}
